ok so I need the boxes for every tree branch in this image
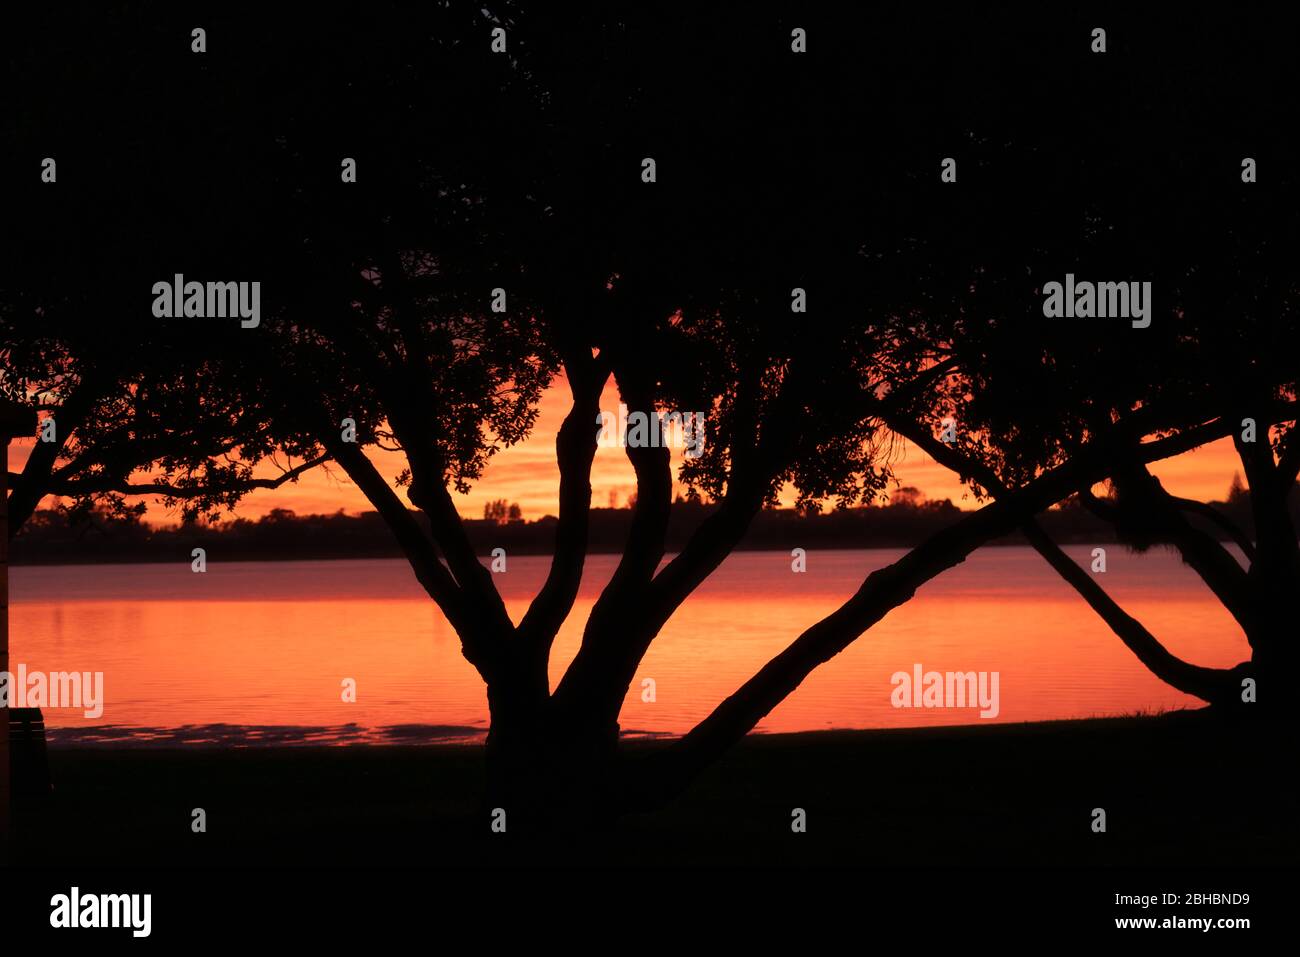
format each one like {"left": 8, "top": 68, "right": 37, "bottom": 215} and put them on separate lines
{"left": 1018, "top": 519, "right": 1245, "bottom": 701}
{"left": 316, "top": 428, "right": 500, "bottom": 677}
{"left": 1277, "top": 424, "right": 1300, "bottom": 485}
{"left": 517, "top": 358, "right": 606, "bottom": 652}
{"left": 1170, "top": 495, "right": 1255, "bottom": 561}
{"left": 636, "top": 412, "right": 1258, "bottom": 807}
{"left": 1114, "top": 462, "right": 1252, "bottom": 628}
{"left": 7, "top": 381, "right": 100, "bottom": 533}
{"left": 601, "top": 372, "right": 674, "bottom": 595}
{"left": 891, "top": 417, "right": 1244, "bottom": 701}
{"left": 43, "top": 454, "right": 332, "bottom": 500}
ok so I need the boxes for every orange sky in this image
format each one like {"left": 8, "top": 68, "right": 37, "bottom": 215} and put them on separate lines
{"left": 7, "top": 378, "right": 1244, "bottom": 525}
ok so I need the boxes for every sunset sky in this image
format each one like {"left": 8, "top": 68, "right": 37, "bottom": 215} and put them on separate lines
{"left": 8, "top": 376, "right": 1243, "bottom": 526}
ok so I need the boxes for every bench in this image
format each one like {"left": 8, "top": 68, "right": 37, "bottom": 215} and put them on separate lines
{"left": 8, "top": 707, "right": 53, "bottom": 798}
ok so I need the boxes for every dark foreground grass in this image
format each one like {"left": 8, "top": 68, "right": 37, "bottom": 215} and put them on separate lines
{"left": 10, "top": 709, "right": 1297, "bottom": 868}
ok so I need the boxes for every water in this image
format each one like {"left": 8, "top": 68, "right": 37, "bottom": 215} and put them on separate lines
{"left": 8, "top": 547, "right": 1248, "bottom": 746}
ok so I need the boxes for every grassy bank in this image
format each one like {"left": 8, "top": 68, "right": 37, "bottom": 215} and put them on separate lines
{"left": 10, "top": 709, "right": 1296, "bottom": 867}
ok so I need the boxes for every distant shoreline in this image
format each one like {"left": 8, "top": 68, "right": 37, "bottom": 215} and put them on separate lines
{"left": 12, "top": 496, "right": 1266, "bottom": 566}
{"left": 8, "top": 535, "right": 1155, "bottom": 567}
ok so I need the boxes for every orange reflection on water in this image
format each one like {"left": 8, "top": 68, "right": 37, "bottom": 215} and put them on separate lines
{"left": 9, "top": 548, "right": 1248, "bottom": 745}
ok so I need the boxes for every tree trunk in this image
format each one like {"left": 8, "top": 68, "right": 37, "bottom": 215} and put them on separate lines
{"left": 1236, "top": 472, "right": 1300, "bottom": 715}
{"left": 1240, "top": 555, "right": 1300, "bottom": 714}
{"left": 483, "top": 685, "right": 622, "bottom": 835}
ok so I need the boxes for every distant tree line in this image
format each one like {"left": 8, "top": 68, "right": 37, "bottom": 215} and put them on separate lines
{"left": 12, "top": 479, "right": 1288, "bottom": 565}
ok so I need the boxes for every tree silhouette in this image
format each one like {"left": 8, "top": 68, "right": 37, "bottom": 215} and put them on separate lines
{"left": 0, "top": 311, "right": 328, "bottom": 536}
{"left": 6, "top": 3, "right": 1296, "bottom": 829}
{"left": 870, "top": 10, "right": 1300, "bottom": 707}
{"left": 1, "top": 7, "right": 335, "bottom": 535}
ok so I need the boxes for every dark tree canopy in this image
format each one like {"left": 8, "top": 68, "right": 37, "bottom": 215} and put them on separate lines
{"left": 5, "top": 2, "right": 1298, "bottom": 825}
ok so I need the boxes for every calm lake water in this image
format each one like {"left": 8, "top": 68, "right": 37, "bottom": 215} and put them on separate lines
{"left": 8, "top": 547, "right": 1248, "bottom": 746}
